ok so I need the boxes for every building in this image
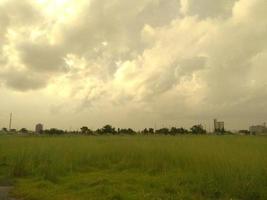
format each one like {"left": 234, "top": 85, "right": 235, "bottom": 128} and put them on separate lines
{"left": 35, "top": 123, "right": 44, "bottom": 134}
{"left": 249, "top": 123, "right": 267, "bottom": 135}
{"left": 214, "top": 119, "right": 225, "bottom": 133}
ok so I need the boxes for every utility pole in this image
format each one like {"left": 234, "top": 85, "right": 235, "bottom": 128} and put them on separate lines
{"left": 9, "top": 113, "right": 12, "bottom": 131}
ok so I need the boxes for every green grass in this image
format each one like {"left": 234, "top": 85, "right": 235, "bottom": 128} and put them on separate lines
{"left": 0, "top": 135, "right": 267, "bottom": 199}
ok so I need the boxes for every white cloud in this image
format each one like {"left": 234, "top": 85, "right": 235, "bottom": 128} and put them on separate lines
{"left": 182, "top": 0, "right": 238, "bottom": 18}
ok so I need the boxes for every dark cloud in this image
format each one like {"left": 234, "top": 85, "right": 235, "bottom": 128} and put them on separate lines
{"left": 182, "top": 0, "right": 238, "bottom": 18}
{"left": 18, "top": 43, "right": 67, "bottom": 73}
{"left": 177, "top": 56, "right": 207, "bottom": 75}
{"left": 0, "top": 0, "right": 41, "bottom": 26}
{"left": 0, "top": 69, "right": 48, "bottom": 91}
{"left": 61, "top": 0, "right": 180, "bottom": 59}
{"left": 0, "top": 8, "right": 9, "bottom": 41}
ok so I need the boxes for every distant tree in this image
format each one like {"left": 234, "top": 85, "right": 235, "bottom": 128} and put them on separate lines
{"left": 81, "top": 126, "right": 89, "bottom": 134}
{"left": 190, "top": 125, "right": 206, "bottom": 135}
{"left": 239, "top": 130, "right": 250, "bottom": 135}
{"left": 98, "top": 125, "right": 116, "bottom": 135}
{"left": 20, "top": 128, "right": 28, "bottom": 134}
{"left": 166, "top": 127, "right": 189, "bottom": 135}
{"left": 141, "top": 128, "right": 149, "bottom": 135}
{"left": 44, "top": 128, "right": 65, "bottom": 135}
{"left": 127, "top": 128, "right": 136, "bottom": 135}
{"left": 156, "top": 128, "right": 169, "bottom": 135}
{"left": 177, "top": 127, "right": 189, "bottom": 134}
{"left": 118, "top": 128, "right": 136, "bottom": 135}
{"left": 148, "top": 128, "right": 154, "bottom": 135}
{"left": 80, "top": 126, "right": 93, "bottom": 135}
{"left": 2, "top": 128, "right": 8, "bottom": 132}
{"left": 225, "top": 130, "right": 234, "bottom": 135}
{"left": 10, "top": 129, "right": 17, "bottom": 133}
{"left": 170, "top": 127, "right": 178, "bottom": 135}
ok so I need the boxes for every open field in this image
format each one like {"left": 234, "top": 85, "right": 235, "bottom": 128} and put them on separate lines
{"left": 0, "top": 135, "right": 267, "bottom": 200}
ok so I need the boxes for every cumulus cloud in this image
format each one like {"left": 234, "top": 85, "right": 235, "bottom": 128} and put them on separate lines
{"left": 18, "top": 43, "right": 66, "bottom": 72}
{"left": 1, "top": 69, "right": 47, "bottom": 91}
{"left": 0, "top": 0, "right": 267, "bottom": 129}
{"left": 181, "top": 0, "right": 238, "bottom": 18}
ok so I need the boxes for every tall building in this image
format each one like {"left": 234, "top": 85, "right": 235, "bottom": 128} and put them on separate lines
{"left": 249, "top": 123, "right": 267, "bottom": 135}
{"left": 214, "top": 119, "right": 225, "bottom": 133}
{"left": 35, "top": 123, "right": 44, "bottom": 134}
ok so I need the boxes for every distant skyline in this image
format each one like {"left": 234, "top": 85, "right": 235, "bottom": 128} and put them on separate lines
{"left": 0, "top": 0, "right": 267, "bottom": 130}
{"left": 0, "top": 112, "right": 265, "bottom": 132}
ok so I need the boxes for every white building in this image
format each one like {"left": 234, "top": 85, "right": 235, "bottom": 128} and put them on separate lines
{"left": 35, "top": 123, "right": 44, "bottom": 134}
{"left": 249, "top": 123, "right": 267, "bottom": 135}
{"left": 214, "top": 119, "right": 225, "bottom": 133}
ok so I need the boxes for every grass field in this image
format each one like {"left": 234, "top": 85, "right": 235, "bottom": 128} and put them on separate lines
{"left": 0, "top": 135, "right": 267, "bottom": 200}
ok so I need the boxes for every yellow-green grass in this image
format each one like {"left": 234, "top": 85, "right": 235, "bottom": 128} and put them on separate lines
{"left": 0, "top": 135, "right": 267, "bottom": 200}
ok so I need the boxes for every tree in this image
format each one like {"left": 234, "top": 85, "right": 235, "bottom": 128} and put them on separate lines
{"left": 142, "top": 128, "right": 149, "bottom": 135}
{"left": 177, "top": 127, "right": 189, "bottom": 134}
{"left": 2, "top": 128, "right": 8, "bottom": 132}
{"left": 80, "top": 126, "right": 93, "bottom": 135}
{"left": 148, "top": 128, "right": 154, "bottom": 135}
{"left": 10, "top": 129, "right": 17, "bottom": 133}
{"left": 155, "top": 128, "right": 169, "bottom": 135}
{"left": 170, "top": 127, "right": 178, "bottom": 135}
{"left": 98, "top": 125, "right": 116, "bottom": 135}
{"left": 190, "top": 125, "right": 206, "bottom": 135}
{"left": 20, "top": 128, "right": 28, "bottom": 134}
{"left": 44, "top": 128, "right": 64, "bottom": 135}
{"left": 239, "top": 130, "right": 250, "bottom": 135}
{"left": 118, "top": 128, "right": 136, "bottom": 135}
{"left": 81, "top": 126, "right": 89, "bottom": 134}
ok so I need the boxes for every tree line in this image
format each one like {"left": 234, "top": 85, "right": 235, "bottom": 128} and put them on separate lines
{"left": 1, "top": 124, "right": 210, "bottom": 135}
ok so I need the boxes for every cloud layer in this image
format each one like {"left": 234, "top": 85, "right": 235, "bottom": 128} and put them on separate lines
{"left": 0, "top": 0, "right": 267, "bottom": 129}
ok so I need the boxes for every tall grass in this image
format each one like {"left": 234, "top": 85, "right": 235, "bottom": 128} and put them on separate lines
{"left": 0, "top": 135, "right": 267, "bottom": 199}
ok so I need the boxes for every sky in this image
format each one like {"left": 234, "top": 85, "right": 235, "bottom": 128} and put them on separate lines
{"left": 0, "top": 0, "right": 267, "bottom": 131}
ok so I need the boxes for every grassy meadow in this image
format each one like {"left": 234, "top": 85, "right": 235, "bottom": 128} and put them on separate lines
{"left": 0, "top": 135, "right": 267, "bottom": 200}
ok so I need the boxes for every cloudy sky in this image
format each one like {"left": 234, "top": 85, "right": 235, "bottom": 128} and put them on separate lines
{"left": 0, "top": 0, "right": 267, "bottom": 131}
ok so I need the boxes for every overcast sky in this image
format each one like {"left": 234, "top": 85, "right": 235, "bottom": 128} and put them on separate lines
{"left": 0, "top": 0, "right": 267, "bottom": 131}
